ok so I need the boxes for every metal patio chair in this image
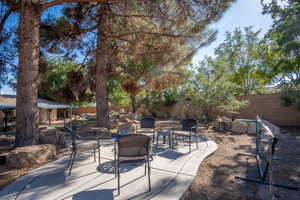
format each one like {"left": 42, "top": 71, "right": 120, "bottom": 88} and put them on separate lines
{"left": 66, "top": 127, "right": 100, "bottom": 176}
{"left": 91, "top": 127, "right": 114, "bottom": 165}
{"left": 115, "top": 134, "right": 152, "bottom": 194}
{"left": 138, "top": 117, "right": 156, "bottom": 140}
{"left": 174, "top": 119, "right": 199, "bottom": 153}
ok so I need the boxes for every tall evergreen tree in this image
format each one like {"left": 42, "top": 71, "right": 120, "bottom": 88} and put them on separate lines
{"left": 40, "top": 1, "right": 235, "bottom": 127}
{"left": 0, "top": 0, "right": 111, "bottom": 147}
{"left": 0, "top": 0, "right": 235, "bottom": 145}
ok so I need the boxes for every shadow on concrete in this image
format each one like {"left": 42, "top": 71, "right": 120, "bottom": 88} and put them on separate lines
{"left": 72, "top": 189, "right": 114, "bottom": 200}
{"left": 157, "top": 150, "right": 185, "bottom": 160}
{"left": 97, "top": 160, "right": 144, "bottom": 175}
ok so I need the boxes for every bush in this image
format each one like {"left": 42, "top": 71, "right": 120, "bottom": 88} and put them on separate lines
{"left": 280, "top": 88, "right": 300, "bottom": 110}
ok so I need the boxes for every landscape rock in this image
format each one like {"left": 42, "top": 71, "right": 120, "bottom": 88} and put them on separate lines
{"left": 88, "top": 114, "right": 97, "bottom": 120}
{"left": 90, "top": 127, "right": 111, "bottom": 138}
{"left": 216, "top": 117, "right": 232, "bottom": 132}
{"left": 247, "top": 122, "right": 257, "bottom": 134}
{"left": 6, "top": 144, "right": 57, "bottom": 169}
{"left": 118, "top": 122, "right": 137, "bottom": 134}
{"left": 231, "top": 119, "right": 248, "bottom": 133}
{"left": 136, "top": 108, "right": 152, "bottom": 117}
{"left": 39, "top": 128, "right": 66, "bottom": 148}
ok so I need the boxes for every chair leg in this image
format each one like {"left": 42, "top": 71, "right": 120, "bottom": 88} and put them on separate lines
{"left": 69, "top": 150, "right": 77, "bottom": 176}
{"left": 67, "top": 149, "right": 74, "bottom": 168}
{"left": 98, "top": 139, "right": 101, "bottom": 166}
{"left": 114, "top": 142, "right": 117, "bottom": 178}
{"left": 148, "top": 159, "right": 151, "bottom": 192}
{"left": 93, "top": 148, "right": 96, "bottom": 162}
{"left": 189, "top": 135, "right": 191, "bottom": 153}
{"left": 144, "top": 161, "right": 147, "bottom": 176}
{"left": 196, "top": 136, "right": 199, "bottom": 149}
{"left": 117, "top": 159, "right": 120, "bottom": 195}
{"left": 156, "top": 134, "right": 159, "bottom": 147}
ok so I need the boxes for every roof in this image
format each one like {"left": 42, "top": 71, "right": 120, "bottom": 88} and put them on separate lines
{"left": 0, "top": 94, "right": 70, "bottom": 109}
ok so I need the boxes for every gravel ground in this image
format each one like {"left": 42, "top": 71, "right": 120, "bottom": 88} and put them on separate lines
{"left": 185, "top": 126, "right": 300, "bottom": 200}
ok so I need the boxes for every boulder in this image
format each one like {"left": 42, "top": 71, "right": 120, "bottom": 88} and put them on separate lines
{"left": 247, "top": 122, "right": 257, "bottom": 134}
{"left": 128, "top": 112, "right": 139, "bottom": 119}
{"left": 109, "top": 111, "right": 120, "bottom": 120}
{"left": 136, "top": 108, "right": 152, "bottom": 117}
{"left": 118, "top": 122, "right": 137, "bottom": 134}
{"left": 7, "top": 144, "right": 57, "bottom": 169}
{"left": 216, "top": 117, "right": 232, "bottom": 132}
{"left": 88, "top": 114, "right": 97, "bottom": 120}
{"left": 39, "top": 128, "right": 66, "bottom": 148}
{"left": 90, "top": 127, "right": 111, "bottom": 138}
{"left": 231, "top": 119, "right": 248, "bottom": 133}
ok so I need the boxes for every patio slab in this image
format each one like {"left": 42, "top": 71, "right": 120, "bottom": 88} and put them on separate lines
{"left": 0, "top": 137, "right": 217, "bottom": 200}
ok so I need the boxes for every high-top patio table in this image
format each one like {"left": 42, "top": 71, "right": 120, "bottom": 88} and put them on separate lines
{"left": 90, "top": 127, "right": 114, "bottom": 165}
{"left": 173, "top": 130, "right": 199, "bottom": 153}
{"left": 156, "top": 129, "right": 173, "bottom": 149}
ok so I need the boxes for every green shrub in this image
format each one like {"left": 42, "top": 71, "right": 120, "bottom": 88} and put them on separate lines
{"left": 280, "top": 88, "right": 300, "bottom": 110}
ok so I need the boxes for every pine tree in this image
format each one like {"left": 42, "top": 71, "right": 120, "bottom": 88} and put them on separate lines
{"left": 40, "top": 0, "right": 235, "bottom": 127}
{"left": 0, "top": 0, "right": 235, "bottom": 145}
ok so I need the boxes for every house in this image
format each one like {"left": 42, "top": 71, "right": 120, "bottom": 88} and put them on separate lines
{"left": 0, "top": 94, "right": 70, "bottom": 128}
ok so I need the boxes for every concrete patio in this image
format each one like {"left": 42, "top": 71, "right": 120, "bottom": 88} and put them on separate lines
{"left": 0, "top": 137, "right": 217, "bottom": 200}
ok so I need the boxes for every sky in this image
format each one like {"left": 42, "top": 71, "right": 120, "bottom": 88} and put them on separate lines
{"left": 0, "top": 0, "right": 274, "bottom": 95}
{"left": 192, "top": 0, "right": 273, "bottom": 64}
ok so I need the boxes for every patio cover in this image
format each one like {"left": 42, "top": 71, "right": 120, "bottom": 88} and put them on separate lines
{"left": 0, "top": 94, "right": 70, "bottom": 110}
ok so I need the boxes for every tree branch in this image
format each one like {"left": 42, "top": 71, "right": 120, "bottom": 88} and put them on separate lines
{"left": 111, "top": 13, "right": 177, "bottom": 23}
{"left": 114, "top": 31, "right": 192, "bottom": 39}
{"left": 0, "top": 5, "right": 19, "bottom": 33}
{"left": 108, "top": 35, "right": 134, "bottom": 44}
{"left": 42, "top": 0, "right": 112, "bottom": 11}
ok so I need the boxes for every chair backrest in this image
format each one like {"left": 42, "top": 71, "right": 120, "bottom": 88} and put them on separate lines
{"left": 117, "top": 134, "right": 151, "bottom": 158}
{"left": 65, "top": 127, "right": 99, "bottom": 148}
{"left": 181, "top": 119, "right": 197, "bottom": 132}
{"left": 140, "top": 117, "right": 155, "bottom": 129}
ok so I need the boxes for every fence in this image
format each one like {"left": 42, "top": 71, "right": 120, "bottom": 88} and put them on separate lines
{"left": 77, "top": 93, "right": 300, "bottom": 126}
{"left": 234, "top": 93, "right": 300, "bottom": 126}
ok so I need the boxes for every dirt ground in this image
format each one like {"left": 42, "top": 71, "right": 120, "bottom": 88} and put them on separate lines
{"left": 185, "top": 126, "right": 300, "bottom": 200}
{"left": 0, "top": 119, "right": 300, "bottom": 200}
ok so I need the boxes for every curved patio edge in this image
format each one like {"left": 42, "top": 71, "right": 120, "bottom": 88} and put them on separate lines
{"left": 148, "top": 139, "right": 218, "bottom": 200}
{"left": 0, "top": 138, "right": 218, "bottom": 200}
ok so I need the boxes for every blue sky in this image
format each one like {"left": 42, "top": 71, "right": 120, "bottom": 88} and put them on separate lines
{"left": 0, "top": 0, "right": 273, "bottom": 94}
{"left": 193, "top": 0, "right": 273, "bottom": 63}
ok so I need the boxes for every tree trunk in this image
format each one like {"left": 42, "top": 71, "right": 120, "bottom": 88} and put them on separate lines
{"left": 15, "top": 2, "right": 40, "bottom": 147}
{"left": 95, "top": 5, "right": 109, "bottom": 128}
{"left": 130, "top": 94, "right": 136, "bottom": 113}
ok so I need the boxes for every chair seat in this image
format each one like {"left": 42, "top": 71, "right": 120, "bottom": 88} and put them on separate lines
{"left": 174, "top": 130, "right": 191, "bottom": 136}
{"left": 119, "top": 155, "right": 148, "bottom": 162}
{"left": 157, "top": 130, "right": 171, "bottom": 136}
{"left": 75, "top": 140, "right": 98, "bottom": 150}
{"left": 136, "top": 129, "right": 155, "bottom": 136}
{"left": 137, "top": 128, "right": 154, "bottom": 132}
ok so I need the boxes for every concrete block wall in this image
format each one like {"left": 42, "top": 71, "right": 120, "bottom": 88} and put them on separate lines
{"left": 234, "top": 93, "right": 300, "bottom": 126}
